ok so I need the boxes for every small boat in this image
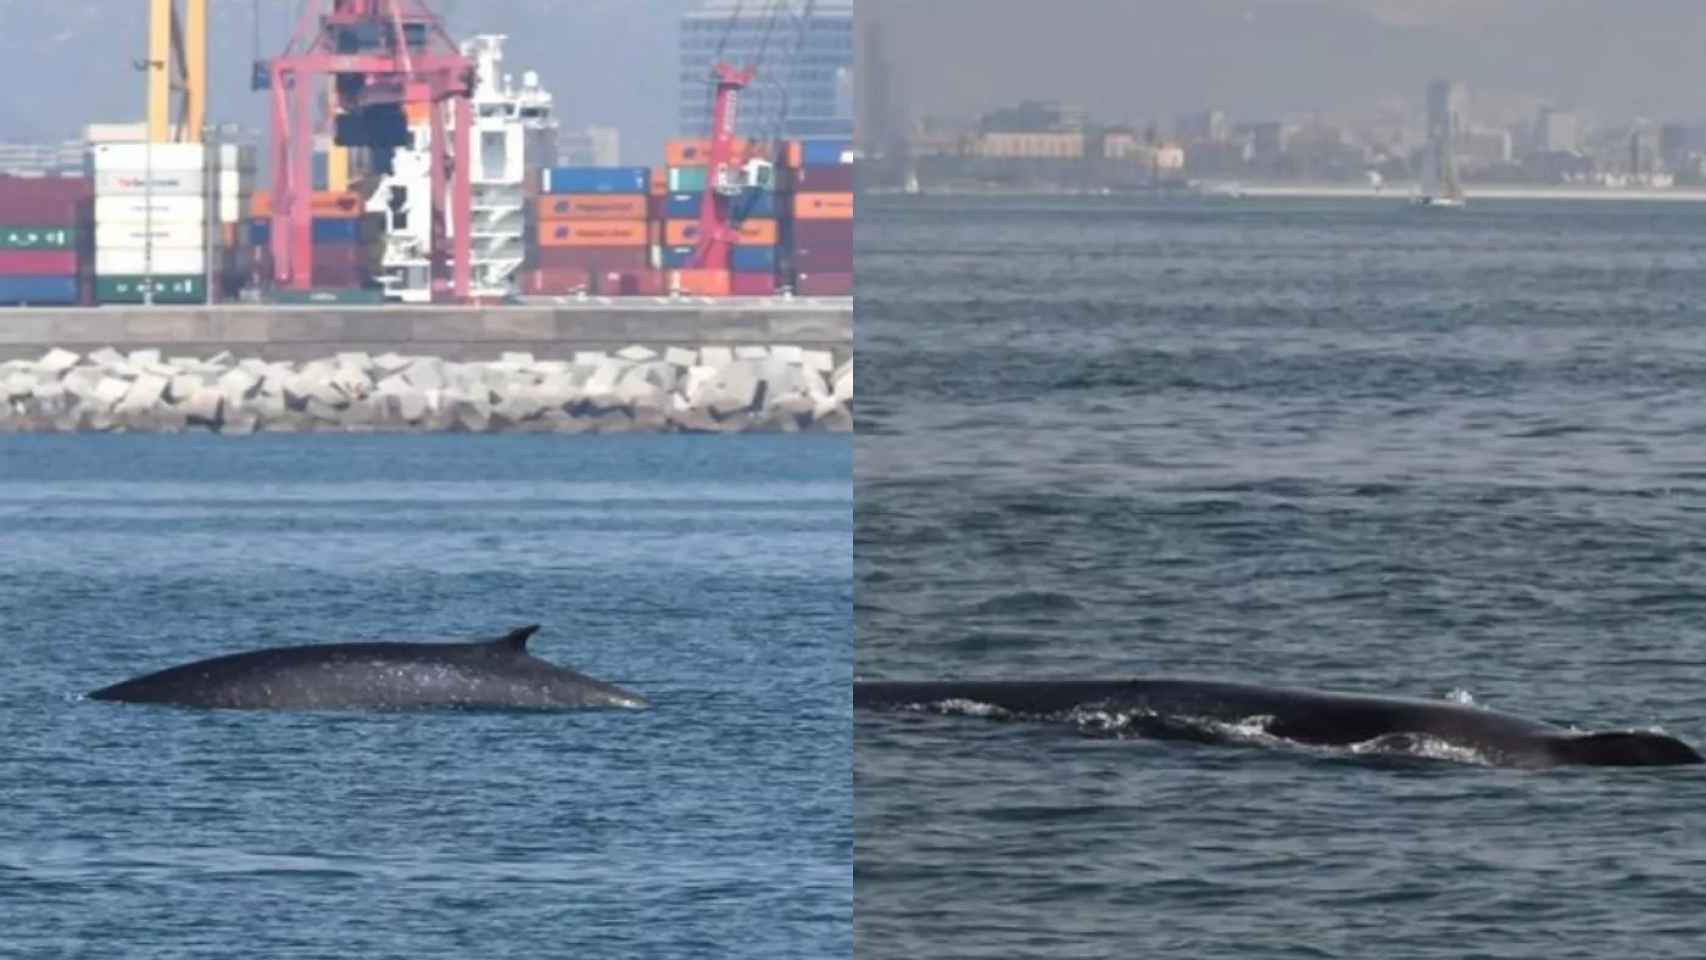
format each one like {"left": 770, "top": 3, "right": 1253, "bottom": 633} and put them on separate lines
{"left": 1412, "top": 135, "right": 1466, "bottom": 208}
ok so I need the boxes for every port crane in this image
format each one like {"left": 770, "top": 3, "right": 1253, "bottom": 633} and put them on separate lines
{"left": 263, "top": 0, "right": 476, "bottom": 300}
{"left": 145, "top": 0, "right": 208, "bottom": 142}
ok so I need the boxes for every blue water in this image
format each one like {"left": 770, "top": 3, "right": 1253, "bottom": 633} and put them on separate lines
{"left": 0, "top": 434, "right": 851, "bottom": 958}
{"left": 856, "top": 195, "right": 1706, "bottom": 958}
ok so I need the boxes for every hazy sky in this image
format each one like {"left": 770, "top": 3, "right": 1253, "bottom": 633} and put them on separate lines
{"left": 861, "top": 0, "right": 1706, "bottom": 137}
{"left": 2, "top": 0, "right": 701, "bottom": 162}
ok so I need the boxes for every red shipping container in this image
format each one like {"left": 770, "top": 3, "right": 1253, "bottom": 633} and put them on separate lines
{"left": 786, "top": 219, "right": 853, "bottom": 252}
{"left": 520, "top": 267, "right": 593, "bottom": 295}
{"left": 531, "top": 247, "right": 651, "bottom": 272}
{"left": 731, "top": 272, "right": 776, "bottom": 296}
{"left": 593, "top": 269, "right": 669, "bottom": 296}
{"left": 647, "top": 195, "right": 669, "bottom": 221}
{"left": 788, "top": 249, "right": 854, "bottom": 273}
{"left": 795, "top": 272, "right": 853, "bottom": 296}
{"left": 784, "top": 165, "right": 856, "bottom": 193}
{"left": 0, "top": 250, "right": 78, "bottom": 276}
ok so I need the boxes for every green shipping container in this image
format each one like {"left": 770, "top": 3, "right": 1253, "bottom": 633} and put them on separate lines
{"left": 667, "top": 166, "right": 707, "bottom": 192}
{"left": 0, "top": 226, "right": 76, "bottom": 250}
{"left": 95, "top": 275, "right": 206, "bottom": 304}
{"left": 268, "top": 288, "right": 386, "bottom": 305}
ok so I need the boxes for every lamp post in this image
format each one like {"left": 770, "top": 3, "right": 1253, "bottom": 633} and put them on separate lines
{"left": 132, "top": 57, "right": 165, "bottom": 307}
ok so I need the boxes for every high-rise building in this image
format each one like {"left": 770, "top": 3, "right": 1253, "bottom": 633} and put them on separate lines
{"left": 679, "top": 0, "right": 855, "bottom": 140}
{"left": 1535, "top": 107, "right": 1580, "bottom": 153}
{"left": 1426, "top": 80, "right": 1467, "bottom": 148}
{"left": 1175, "top": 110, "right": 1229, "bottom": 144}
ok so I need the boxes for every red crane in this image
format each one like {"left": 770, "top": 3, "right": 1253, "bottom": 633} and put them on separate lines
{"left": 691, "top": 62, "right": 758, "bottom": 273}
{"left": 267, "top": 0, "right": 475, "bottom": 301}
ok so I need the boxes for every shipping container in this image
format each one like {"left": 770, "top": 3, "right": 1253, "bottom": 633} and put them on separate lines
{"left": 247, "top": 218, "right": 270, "bottom": 247}
{"left": 594, "top": 269, "right": 668, "bottom": 297}
{"left": 531, "top": 247, "right": 652, "bottom": 272}
{"left": 792, "top": 192, "right": 854, "bottom": 220}
{"left": 660, "top": 245, "right": 699, "bottom": 270}
{"left": 0, "top": 275, "right": 79, "bottom": 305}
{"left": 310, "top": 263, "right": 367, "bottom": 288}
{"left": 730, "top": 246, "right": 776, "bottom": 273}
{"left": 540, "top": 167, "right": 650, "bottom": 195}
{"left": 536, "top": 221, "right": 649, "bottom": 248}
{"left": 668, "top": 269, "right": 732, "bottom": 297}
{"left": 783, "top": 164, "right": 856, "bottom": 193}
{"left": 535, "top": 195, "right": 649, "bottom": 221}
{"left": 0, "top": 227, "right": 77, "bottom": 250}
{"left": 789, "top": 139, "right": 855, "bottom": 168}
{"left": 0, "top": 251, "right": 75, "bottom": 278}
{"left": 667, "top": 166, "right": 707, "bottom": 193}
{"left": 312, "top": 218, "right": 365, "bottom": 244}
{"left": 794, "top": 271, "right": 853, "bottom": 296}
{"left": 786, "top": 249, "right": 855, "bottom": 273}
{"left": 730, "top": 272, "right": 776, "bottom": 296}
{"left": 518, "top": 267, "right": 593, "bottom": 296}
{"left": 249, "top": 191, "right": 364, "bottom": 219}
{"left": 95, "top": 171, "right": 207, "bottom": 197}
{"left": 667, "top": 218, "right": 780, "bottom": 247}
{"left": 649, "top": 169, "right": 668, "bottom": 197}
{"left": 95, "top": 274, "right": 206, "bottom": 304}
{"left": 664, "top": 191, "right": 702, "bottom": 220}
{"left": 664, "top": 137, "right": 757, "bottom": 167}
{"left": 94, "top": 195, "right": 208, "bottom": 224}
{"left": 784, "top": 218, "right": 855, "bottom": 251}
{"left": 96, "top": 220, "right": 206, "bottom": 248}
{"left": 91, "top": 143, "right": 209, "bottom": 173}
{"left": 663, "top": 189, "right": 778, "bottom": 221}
{"left": 94, "top": 248, "right": 207, "bottom": 275}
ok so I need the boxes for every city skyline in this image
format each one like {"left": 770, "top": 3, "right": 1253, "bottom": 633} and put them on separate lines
{"left": 858, "top": 0, "right": 1706, "bottom": 151}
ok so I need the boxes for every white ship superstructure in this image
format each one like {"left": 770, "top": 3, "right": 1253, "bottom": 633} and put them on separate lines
{"left": 369, "top": 34, "right": 558, "bottom": 302}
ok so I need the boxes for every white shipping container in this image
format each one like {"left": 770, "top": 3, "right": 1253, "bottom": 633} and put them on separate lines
{"left": 96, "top": 170, "right": 207, "bottom": 196}
{"left": 95, "top": 247, "right": 209, "bottom": 276}
{"left": 96, "top": 220, "right": 206, "bottom": 248}
{"left": 217, "top": 143, "right": 259, "bottom": 174}
{"left": 95, "top": 195, "right": 207, "bottom": 224}
{"left": 92, "top": 143, "right": 209, "bottom": 174}
{"left": 218, "top": 170, "right": 253, "bottom": 225}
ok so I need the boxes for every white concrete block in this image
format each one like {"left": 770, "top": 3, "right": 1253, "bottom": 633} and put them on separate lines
{"left": 711, "top": 362, "right": 760, "bottom": 414}
{"left": 616, "top": 344, "right": 657, "bottom": 362}
{"left": 800, "top": 349, "right": 835, "bottom": 374}
{"left": 93, "top": 377, "right": 132, "bottom": 407}
{"left": 168, "top": 356, "right": 201, "bottom": 370}
{"left": 665, "top": 347, "right": 698, "bottom": 368}
{"left": 181, "top": 388, "right": 223, "bottom": 422}
{"left": 583, "top": 362, "right": 622, "bottom": 399}
{"left": 574, "top": 351, "right": 611, "bottom": 367}
{"left": 217, "top": 367, "right": 258, "bottom": 404}
{"left": 336, "top": 352, "right": 373, "bottom": 371}
{"left": 375, "top": 374, "right": 411, "bottom": 397}
{"left": 734, "top": 345, "right": 770, "bottom": 361}
{"left": 2, "top": 372, "right": 36, "bottom": 399}
{"left": 397, "top": 391, "right": 429, "bottom": 422}
{"left": 126, "top": 349, "right": 162, "bottom": 369}
{"left": 699, "top": 346, "right": 734, "bottom": 368}
{"left": 37, "top": 348, "right": 79, "bottom": 373}
{"left": 120, "top": 374, "right": 169, "bottom": 412}
{"left": 205, "top": 350, "right": 235, "bottom": 367}
{"left": 89, "top": 347, "right": 126, "bottom": 369}
{"left": 500, "top": 351, "right": 536, "bottom": 367}
{"left": 373, "top": 352, "right": 412, "bottom": 372}
{"left": 403, "top": 359, "right": 445, "bottom": 391}
{"left": 769, "top": 345, "right": 804, "bottom": 364}
{"left": 168, "top": 374, "right": 204, "bottom": 403}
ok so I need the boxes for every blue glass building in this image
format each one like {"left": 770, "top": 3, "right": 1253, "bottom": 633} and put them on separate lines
{"left": 679, "top": 0, "right": 854, "bottom": 141}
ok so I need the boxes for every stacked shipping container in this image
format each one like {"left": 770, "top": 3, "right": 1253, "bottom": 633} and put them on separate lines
{"left": 91, "top": 143, "right": 213, "bottom": 304}
{"left": 524, "top": 166, "right": 654, "bottom": 295}
{"left": 781, "top": 139, "right": 854, "bottom": 296}
{"left": 0, "top": 176, "right": 89, "bottom": 305}
{"left": 246, "top": 190, "right": 377, "bottom": 297}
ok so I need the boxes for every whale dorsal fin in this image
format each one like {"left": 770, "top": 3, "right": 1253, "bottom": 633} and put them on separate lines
{"left": 491, "top": 625, "right": 542, "bottom": 653}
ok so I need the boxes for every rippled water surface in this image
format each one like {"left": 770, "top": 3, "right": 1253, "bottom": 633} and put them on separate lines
{"left": 856, "top": 195, "right": 1706, "bottom": 958}
{"left": 1, "top": 434, "right": 851, "bottom": 958}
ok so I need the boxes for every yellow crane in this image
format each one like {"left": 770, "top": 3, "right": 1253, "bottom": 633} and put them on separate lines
{"left": 147, "top": 0, "right": 207, "bottom": 142}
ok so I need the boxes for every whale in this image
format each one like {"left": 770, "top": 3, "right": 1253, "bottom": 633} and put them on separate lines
{"left": 853, "top": 678, "right": 1703, "bottom": 768}
{"left": 89, "top": 625, "right": 648, "bottom": 711}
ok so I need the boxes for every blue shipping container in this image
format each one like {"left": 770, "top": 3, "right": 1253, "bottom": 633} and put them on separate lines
{"left": 312, "top": 153, "right": 329, "bottom": 192}
{"left": 667, "top": 188, "right": 778, "bottom": 220}
{"left": 661, "top": 245, "right": 699, "bottom": 269}
{"left": 249, "top": 219, "right": 271, "bottom": 247}
{"left": 543, "top": 166, "right": 650, "bottom": 195}
{"left": 312, "top": 218, "right": 363, "bottom": 244}
{"left": 730, "top": 246, "right": 776, "bottom": 273}
{"left": 799, "top": 139, "right": 854, "bottom": 167}
{"left": 0, "top": 275, "right": 78, "bottom": 305}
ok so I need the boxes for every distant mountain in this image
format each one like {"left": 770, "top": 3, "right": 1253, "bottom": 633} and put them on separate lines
{"left": 0, "top": 0, "right": 699, "bottom": 162}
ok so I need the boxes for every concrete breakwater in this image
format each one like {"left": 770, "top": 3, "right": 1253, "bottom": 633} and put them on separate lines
{"left": 0, "top": 344, "right": 853, "bottom": 434}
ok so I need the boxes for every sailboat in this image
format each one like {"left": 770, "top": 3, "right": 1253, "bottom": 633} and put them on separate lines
{"left": 1412, "top": 136, "right": 1466, "bottom": 208}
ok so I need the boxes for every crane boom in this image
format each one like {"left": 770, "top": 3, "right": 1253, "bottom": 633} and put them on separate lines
{"left": 147, "top": 0, "right": 207, "bottom": 142}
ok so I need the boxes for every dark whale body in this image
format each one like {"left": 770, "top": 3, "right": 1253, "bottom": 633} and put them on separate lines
{"left": 854, "top": 679, "right": 1703, "bottom": 769}
{"left": 89, "top": 625, "right": 647, "bottom": 711}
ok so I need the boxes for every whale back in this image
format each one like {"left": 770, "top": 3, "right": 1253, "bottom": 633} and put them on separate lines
{"left": 1546, "top": 731, "right": 1704, "bottom": 767}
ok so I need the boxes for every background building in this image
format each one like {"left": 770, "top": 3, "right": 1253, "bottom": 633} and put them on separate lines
{"left": 556, "top": 127, "right": 622, "bottom": 166}
{"left": 679, "top": 0, "right": 855, "bottom": 140}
